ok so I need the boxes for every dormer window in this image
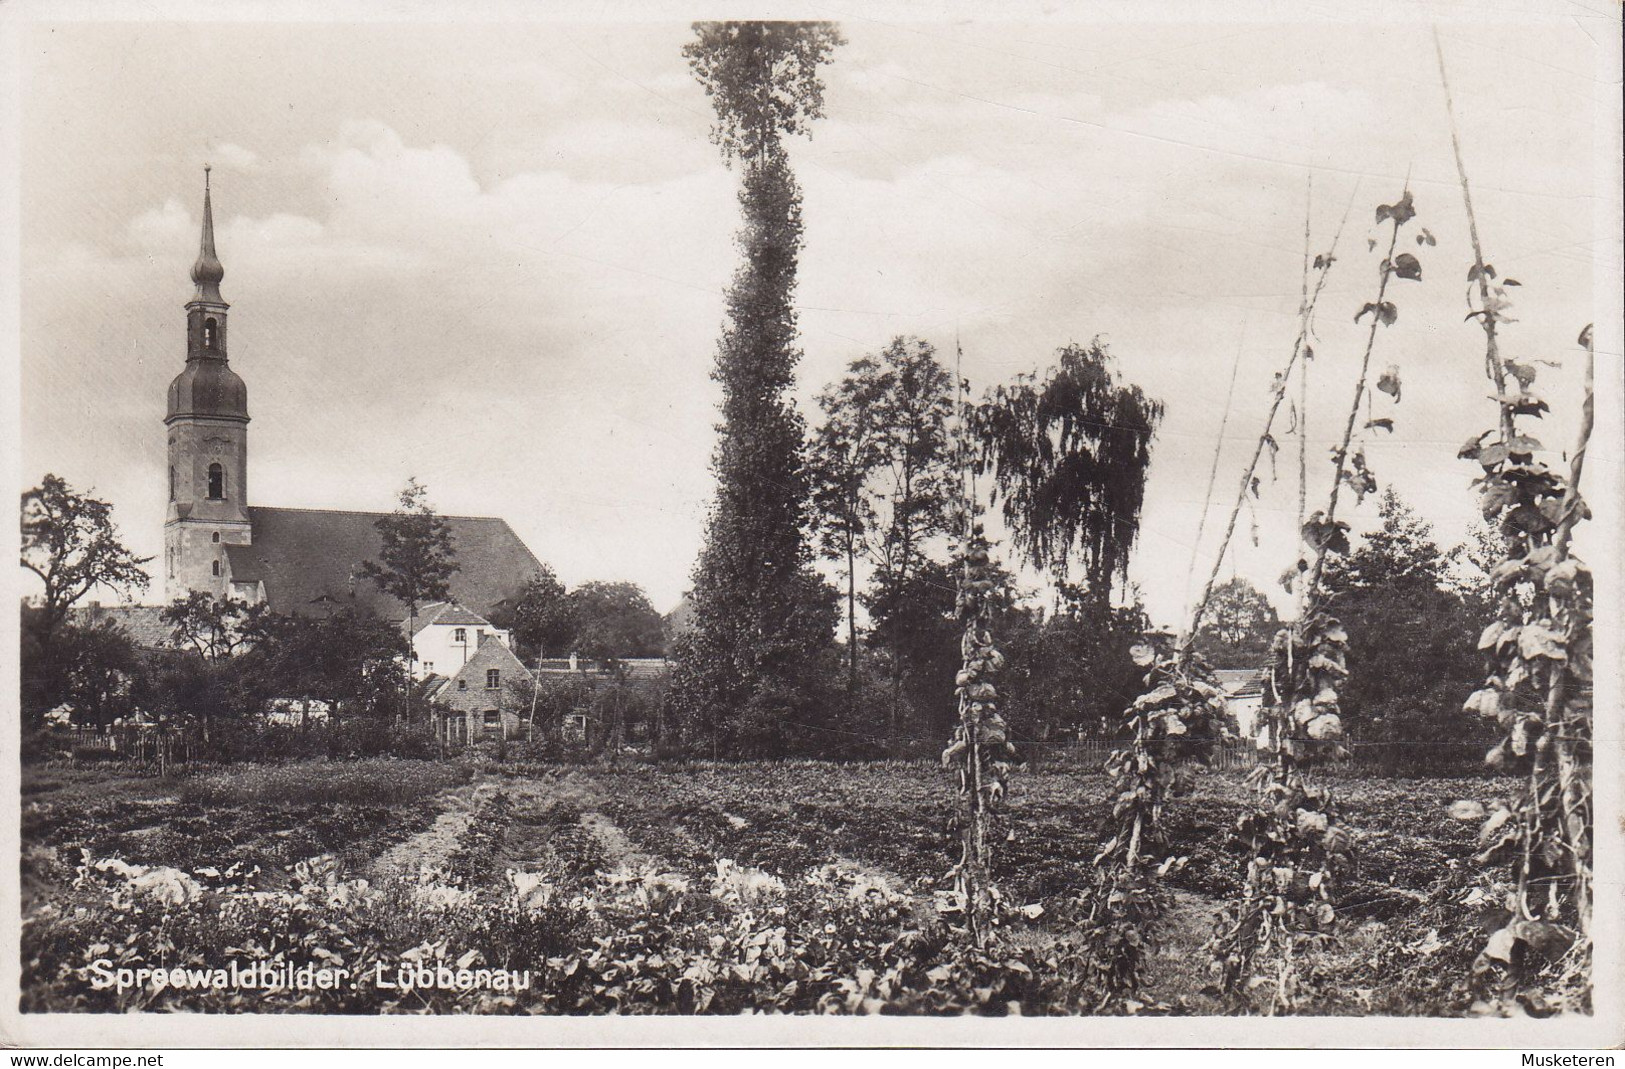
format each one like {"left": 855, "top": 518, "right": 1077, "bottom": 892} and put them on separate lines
{"left": 207, "top": 463, "right": 224, "bottom": 500}
{"left": 203, "top": 317, "right": 218, "bottom": 350}
{"left": 453, "top": 628, "right": 467, "bottom": 643}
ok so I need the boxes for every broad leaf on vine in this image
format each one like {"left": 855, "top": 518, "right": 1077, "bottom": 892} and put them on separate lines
{"left": 1375, "top": 191, "right": 1415, "bottom": 225}
{"left": 1458, "top": 431, "right": 1492, "bottom": 460}
{"left": 1503, "top": 360, "right": 1538, "bottom": 388}
{"left": 1517, "top": 624, "right": 1567, "bottom": 661}
{"left": 1392, "top": 253, "right": 1423, "bottom": 280}
{"left": 1377, "top": 365, "right": 1402, "bottom": 400}
{"left": 1356, "top": 302, "right": 1399, "bottom": 326}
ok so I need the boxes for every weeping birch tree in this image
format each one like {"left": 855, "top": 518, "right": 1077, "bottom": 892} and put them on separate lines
{"left": 970, "top": 339, "right": 1163, "bottom": 604}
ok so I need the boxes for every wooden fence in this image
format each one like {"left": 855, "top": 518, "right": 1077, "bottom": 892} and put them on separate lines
{"left": 69, "top": 726, "right": 197, "bottom": 773}
{"left": 1056, "top": 738, "right": 1260, "bottom": 771}
{"left": 1047, "top": 737, "right": 1490, "bottom": 774}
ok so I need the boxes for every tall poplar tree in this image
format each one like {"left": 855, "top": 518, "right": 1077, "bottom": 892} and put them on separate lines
{"left": 669, "top": 21, "right": 845, "bottom": 757}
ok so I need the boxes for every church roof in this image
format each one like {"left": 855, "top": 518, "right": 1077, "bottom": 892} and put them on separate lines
{"left": 232, "top": 506, "right": 545, "bottom": 621}
{"left": 223, "top": 543, "right": 263, "bottom": 582}
{"left": 191, "top": 166, "right": 225, "bottom": 303}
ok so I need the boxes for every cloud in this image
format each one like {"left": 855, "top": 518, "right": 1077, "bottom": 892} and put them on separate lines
{"left": 209, "top": 141, "right": 259, "bottom": 171}
{"left": 18, "top": 18, "right": 1604, "bottom": 621}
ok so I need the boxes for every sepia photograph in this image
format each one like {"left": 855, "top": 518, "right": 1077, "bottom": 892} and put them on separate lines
{"left": 2, "top": 0, "right": 1620, "bottom": 1049}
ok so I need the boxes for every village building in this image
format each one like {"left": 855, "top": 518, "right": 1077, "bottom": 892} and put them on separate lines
{"left": 1215, "top": 668, "right": 1266, "bottom": 738}
{"left": 405, "top": 601, "right": 514, "bottom": 682}
{"left": 422, "top": 634, "right": 535, "bottom": 746}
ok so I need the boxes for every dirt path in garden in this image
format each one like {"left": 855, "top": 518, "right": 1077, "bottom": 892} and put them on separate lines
{"left": 496, "top": 770, "right": 669, "bottom": 875}
{"left": 1143, "top": 887, "right": 1225, "bottom": 1011}
{"left": 368, "top": 779, "right": 492, "bottom": 880}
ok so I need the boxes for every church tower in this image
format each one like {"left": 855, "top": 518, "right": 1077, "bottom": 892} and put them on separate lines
{"left": 164, "top": 167, "right": 251, "bottom": 600}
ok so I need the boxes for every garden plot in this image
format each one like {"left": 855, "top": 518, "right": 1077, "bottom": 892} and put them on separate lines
{"left": 20, "top": 758, "right": 1516, "bottom": 1015}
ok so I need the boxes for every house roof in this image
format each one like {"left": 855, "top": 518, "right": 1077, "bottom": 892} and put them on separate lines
{"left": 1214, "top": 668, "right": 1265, "bottom": 694}
{"left": 231, "top": 506, "right": 544, "bottom": 621}
{"left": 69, "top": 604, "right": 175, "bottom": 650}
{"left": 408, "top": 601, "right": 494, "bottom": 635}
{"left": 448, "top": 637, "right": 533, "bottom": 685}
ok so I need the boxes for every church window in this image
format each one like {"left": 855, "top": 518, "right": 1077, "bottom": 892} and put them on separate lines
{"left": 454, "top": 628, "right": 467, "bottom": 643}
{"left": 169, "top": 466, "right": 176, "bottom": 501}
{"left": 212, "top": 560, "right": 221, "bottom": 577}
{"left": 486, "top": 669, "right": 501, "bottom": 689}
{"left": 203, "top": 318, "right": 218, "bottom": 350}
{"left": 207, "top": 463, "right": 224, "bottom": 500}
{"left": 212, "top": 532, "right": 220, "bottom": 543}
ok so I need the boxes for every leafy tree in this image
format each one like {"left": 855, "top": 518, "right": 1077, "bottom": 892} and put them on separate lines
{"left": 20, "top": 606, "right": 138, "bottom": 730}
{"left": 863, "top": 558, "right": 959, "bottom": 741}
{"left": 20, "top": 474, "right": 151, "bottom": 640}
{"left": 492, "top": 567, "right": 576, "bottom": 662}
{"left": 249, "top": 608, "right": 410, "bottom": 725}
{"left": 1194, "top": 577, "right": 1281, "bottom": 667}
{"left": 56, "top": 621, "right": 139, "bottom": 728}
{"left": 128, "top": 652, "right": 256, "bottom": 742}
{"left": 809, "top": 354, "right": 886, "bottom": 690}
{"left": 569, "top": 581, "right": 666, "bottom": 662}
{"left": 1000, "top": 586, "right": 1151, "bottom": 743}
{"left": 161, "top": 591, "right": 259, "bottom": 660}
{"left": 1322, "top": 488, "right": 1491, "bottom": 763}
{"left": 669, "top": 21, "right": 845, "bottom": 757}
{"left": 970, "top": 340, "right": 1163, "bottom": 602}
{"left": 360, "top": 477, "right": 459, "bottom": 633}
{"left": 810, "top": 336, "right": 956, "bottom": 734}
{"left": 360, "top": 477, "right": 457, "bottom": 717}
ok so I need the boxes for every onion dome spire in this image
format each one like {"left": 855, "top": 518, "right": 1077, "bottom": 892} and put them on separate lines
{"left": 190, "top": 165, "right": 225, "bottom": 303}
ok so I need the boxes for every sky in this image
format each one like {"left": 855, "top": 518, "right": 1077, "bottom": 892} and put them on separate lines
{"left": 11, "top": 0, "right": 1621, "bottom": 626}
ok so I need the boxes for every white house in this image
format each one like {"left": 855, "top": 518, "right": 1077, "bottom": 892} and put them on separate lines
{"left": 405, "top": 602, "right": 513, "bottom": 681}
{"left": 1215, "top": 668, "right": 1266, "bottom": 737}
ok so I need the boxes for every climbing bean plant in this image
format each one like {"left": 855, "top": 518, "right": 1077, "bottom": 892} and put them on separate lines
{"left": 940, "top": 521, "right": 1018, "bottom": 948}
{"left": 1460, "top": 309, "right": 1594, "bottom": 1011}
{"left": 1076, "top": 632, "right": 1228, "bottom": 1009}
{"left": 1206, "top": 188, "right": 1421, "bottom": 1014}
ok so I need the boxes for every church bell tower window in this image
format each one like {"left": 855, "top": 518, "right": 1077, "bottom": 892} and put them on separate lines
{"left": 203, "top": 317, "right": 218, "bottom": 350}
{"left": 207, "top": 463, "right": 225, "bottom": 500}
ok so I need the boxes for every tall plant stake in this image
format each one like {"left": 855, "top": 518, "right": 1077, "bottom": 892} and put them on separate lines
{"left": 1185, "top": 182, "right": 1354, "bottom": 642}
